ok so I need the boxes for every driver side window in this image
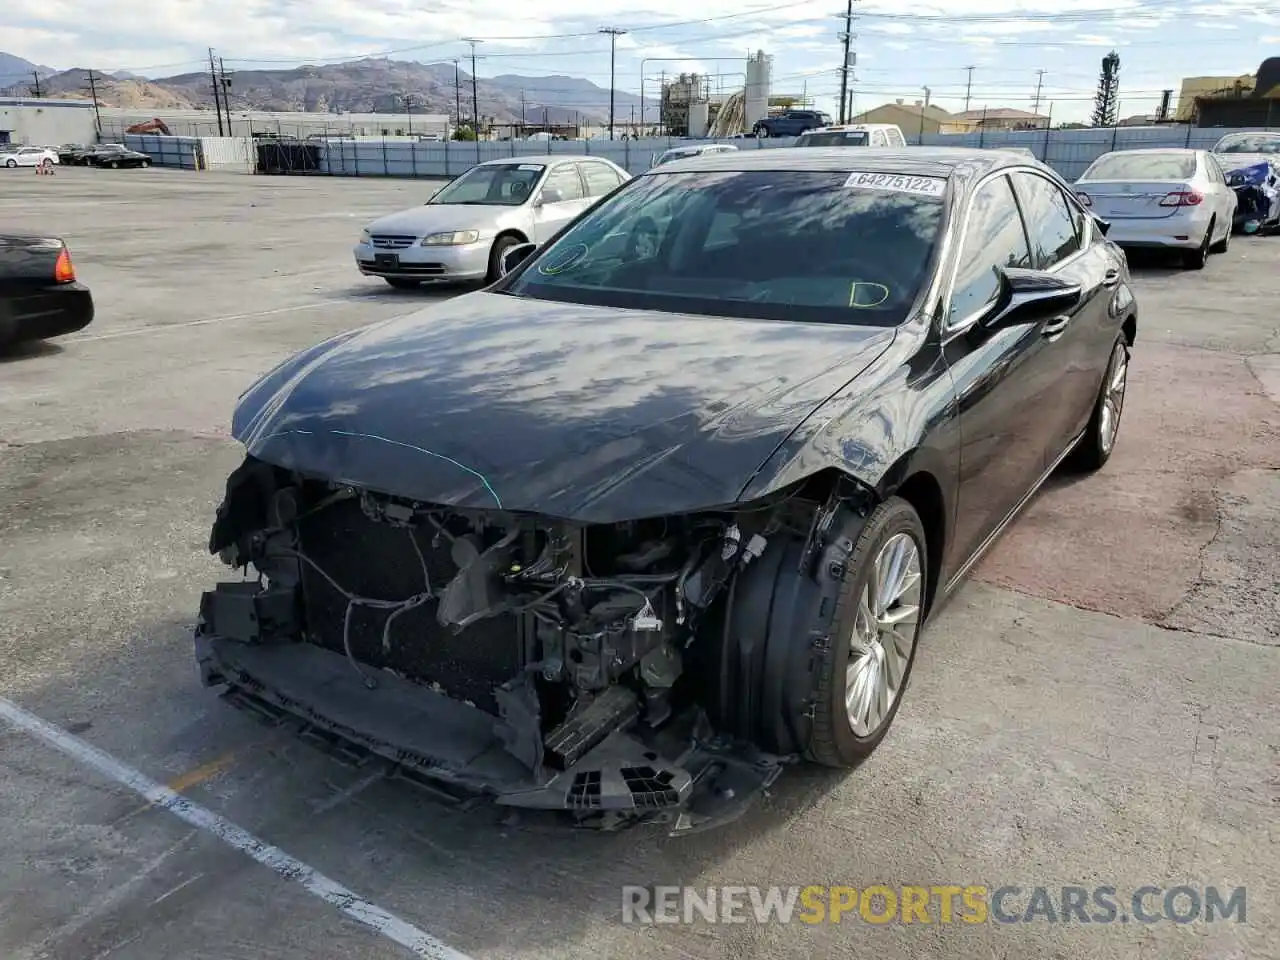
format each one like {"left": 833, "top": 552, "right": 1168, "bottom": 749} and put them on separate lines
{"left": 947, "top": 175, "right": 1032, "bottom": 327}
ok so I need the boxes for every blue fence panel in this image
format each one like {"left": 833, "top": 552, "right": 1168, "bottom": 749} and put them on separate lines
{"left": 124, "top": 134, "right": 199, "bottom": 169}
{"left": 310, "top": 127, "right": 1272, "bottom": 184}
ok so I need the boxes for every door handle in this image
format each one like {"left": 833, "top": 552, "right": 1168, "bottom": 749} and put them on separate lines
{"left": 1042, "top": 315, "right": 1070, "bottom": 338}
{"left": 1102, "top": 268, "right": 1120, "bottom": 288}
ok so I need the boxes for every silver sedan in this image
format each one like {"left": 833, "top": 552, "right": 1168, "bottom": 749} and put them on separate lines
{"left": 354, "top": 154, "right": 630, "bottom": 288}
{"left": 1073, "top": 148, "right": 1236, "bottom": 269}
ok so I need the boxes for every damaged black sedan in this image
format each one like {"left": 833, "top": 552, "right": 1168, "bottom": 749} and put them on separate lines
{"left": 196, "top": 147, "right": 1138, "bottom": 833}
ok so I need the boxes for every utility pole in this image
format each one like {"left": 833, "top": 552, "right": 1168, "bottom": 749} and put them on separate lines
{"left": 963, "top": 65, "right": 975, "bottom": 112}
{"left": 30, "top": 71, "right": 42, "bottom": 98}
{"left": 599, "top": 27, "right": 627, "bottom": 139}
{"left": 208, "top": 49, "right": 225, "bottom": 136}
{"left": 521, "top": 90, "right": 527, "bottom": 132}
{"left": 1032, "top": 68, "right": 1046, "bottom": 115}
{"left": 462, "top": 39, "right": 482, "bottom": 137}
{"left": 219, "top": 57, "right": 233, "bottom": 135}
{"left": 452, "top": 59, "right": 462, "bottom": 134}
{"left": 837, "top": 0, "right": 857, "bottom": 124}
{"left": 83, "top": 70, "right": 103, "bottom": 135}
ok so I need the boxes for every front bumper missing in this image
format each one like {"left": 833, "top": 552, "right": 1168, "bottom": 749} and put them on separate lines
{"left": 196, "top": 633, "right": 786, "bottom": 834}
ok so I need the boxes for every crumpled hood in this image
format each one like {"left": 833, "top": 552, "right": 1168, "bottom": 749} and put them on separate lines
{"left": 232, "top": 292, "right": 895, "bottom": 522}
{"left": 366, "top": 204, "right": 510, "bottom": 236}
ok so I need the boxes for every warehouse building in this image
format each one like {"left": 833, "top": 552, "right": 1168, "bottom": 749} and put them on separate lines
{"left": 0, "top": 97, "right": 98, "bottom": 147}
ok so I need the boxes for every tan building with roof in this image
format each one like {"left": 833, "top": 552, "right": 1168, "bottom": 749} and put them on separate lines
{"left": 1176, "top": 74, "right": 1256, "bottom": 121}
{"left": 851, "top": 99, "right": 966, "bottom": 135}
{"left": 950, "top": 107, "right": 1050, "bottom": 131}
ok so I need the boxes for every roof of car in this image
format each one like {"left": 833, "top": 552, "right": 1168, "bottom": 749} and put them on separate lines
{"left": 645, "top": 145, "right": 1034, "bottom": 181}
{"left": 481, "top": 154, "right": 610, "bottom": 167}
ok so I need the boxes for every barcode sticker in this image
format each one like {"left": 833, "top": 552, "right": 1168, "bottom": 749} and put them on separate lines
{"left": 843, "top": 171, "right": 948, "bottom": 197}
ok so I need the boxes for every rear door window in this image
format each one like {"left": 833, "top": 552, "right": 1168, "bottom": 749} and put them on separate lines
{"left": 1010, "top": 172, "right": 1083, "bottom": 270}
{"left": 579, "top": 161, "right": 624, "bottom": 197}
{"left": 948, "top": 175, "right": 1032, "bottom": 326}
{"left": 541, "top": 164, "right": 586, "bottom": 202}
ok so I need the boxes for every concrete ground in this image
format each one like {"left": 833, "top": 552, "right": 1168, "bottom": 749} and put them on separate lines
{"left": 1, "top": 167, "right": 1277, "bottom": 960}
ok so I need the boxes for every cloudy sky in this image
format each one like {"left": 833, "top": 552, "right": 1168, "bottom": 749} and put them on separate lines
{"left": 6, "top": 0, "right": 1280, "bottom": 123}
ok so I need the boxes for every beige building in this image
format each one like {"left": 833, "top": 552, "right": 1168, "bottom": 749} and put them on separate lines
{"left": 1176, "top": 74, "right": 1255, "bottom": 121}
{"left": 852, "top": 100, "right": 963, "bottom": 135}
{"left": 950, "top": 107, "right": 1049, "bottom": 131}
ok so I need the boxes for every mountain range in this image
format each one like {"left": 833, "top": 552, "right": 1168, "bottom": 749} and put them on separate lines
{"left": 0, "top": 52, "right": 644, "bottom": 124}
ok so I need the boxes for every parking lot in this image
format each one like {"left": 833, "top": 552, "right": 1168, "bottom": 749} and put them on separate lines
{"left": 1, "top": 166, "right": 1277, "bottom": 960}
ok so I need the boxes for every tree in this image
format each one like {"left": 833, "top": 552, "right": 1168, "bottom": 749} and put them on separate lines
{"left": 1091, "top": 51, "right": 1121, "bottom": 128}
{"left": 452, "top": 124, "right": 477, "bottom": 141}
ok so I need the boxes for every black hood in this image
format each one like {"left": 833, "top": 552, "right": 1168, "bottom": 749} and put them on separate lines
{"left": 233, "top": 291, "right": 894, "bottom": 522}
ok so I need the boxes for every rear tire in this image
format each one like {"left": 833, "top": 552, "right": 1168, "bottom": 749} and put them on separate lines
{"left": 4, "top": 160, "right": 15, "bottom": 168}
{"left": 1182, "top": 221, "right": 1211, "bottom": 269}
{"left": 110, "top": 160, "right": 120, "bottom": 169}
{"left": 1210, "top": 219, "right": 1230, "bottom": 253}
{"left": 384, "top": 278, "right": 420, "bottom": 289}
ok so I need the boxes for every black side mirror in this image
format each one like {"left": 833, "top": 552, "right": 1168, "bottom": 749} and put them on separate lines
{"left": 981, "top": 266, "right": 1083, "bottom": 331}
{"left": 500, "top": 242, "right": 537, "bottom": 277}
{"left": 1092, "top": 214, "right": 1112, "bottom": 237}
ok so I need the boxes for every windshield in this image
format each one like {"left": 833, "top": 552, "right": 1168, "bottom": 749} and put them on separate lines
{"left": 1082, "top": 151, "right": 1196, "bottom": 180}
{"left": 1214, "top": 134, "right": 1280, "bottom": 155}
{"left": 430, "top": 162, "right": 545, "bottom": 205}
{"left": 500, "top": 168, "right": 947, "bottom": 326}
{"left": 796, "top": 131, "right": 869, "bottom": 147}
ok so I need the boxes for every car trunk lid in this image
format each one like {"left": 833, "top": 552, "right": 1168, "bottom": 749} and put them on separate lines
{"left": 1075, "top": 180, "right": 1192, "bottom": 220}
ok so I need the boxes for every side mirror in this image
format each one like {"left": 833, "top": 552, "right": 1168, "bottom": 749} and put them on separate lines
{"left": 980, "top": 267, "right": 1082, "bottom": 331}
{"left": 500, "top": 242, "right": 537, "bottom": 277}
{"left": 537, "top": 187, "right": 564, "bottom": 206}
{"left": 1092, "top": 214, "right": 1112, "bottom": 237}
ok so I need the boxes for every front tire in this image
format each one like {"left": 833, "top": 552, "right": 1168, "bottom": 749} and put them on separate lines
{"left": 486, "top": 234, "right": 521, "bottom": 283}
{"left": 5, "top": 160, "right": 15, "bottom": 168}
{"left": 807, "top": 497, "right": 928, "bottom": 768}
{"left": 1068, "top": 335, "right": 1129, "bottom": 472}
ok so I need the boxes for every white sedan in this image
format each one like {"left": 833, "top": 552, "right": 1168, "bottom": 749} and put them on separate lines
{"left": 353, "top": 155, "right": 630, "bottom": 288}
{"left": 1073, "top": 148, "right": 1236, "bottom": 269}
{"left": 1, "top": 146, "right": 58, "bottom": 168}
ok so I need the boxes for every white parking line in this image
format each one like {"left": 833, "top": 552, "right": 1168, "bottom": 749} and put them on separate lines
{"left": 0, "top": 695, "right": 472, "bottom": 960}
{"left": 66, "top": 298, "right": 387, "bottom": 343}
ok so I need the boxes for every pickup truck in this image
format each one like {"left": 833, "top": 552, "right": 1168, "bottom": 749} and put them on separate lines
{"left": 751, "top": 110, "right": 833, "bottom": 139}
{"left": 0, "top": 235, "right": 95, "bottom": 348}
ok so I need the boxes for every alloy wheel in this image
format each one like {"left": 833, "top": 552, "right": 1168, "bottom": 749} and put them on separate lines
{"left": 1099, "top": 341, "right": 1128, "bottom": 455}
{"left": 845, "top": 532, "right": 923, "bottom": 738}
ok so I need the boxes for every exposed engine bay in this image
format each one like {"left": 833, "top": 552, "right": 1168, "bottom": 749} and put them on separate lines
{"left": 196, "top": 456, "right": 867, "bottom": 833}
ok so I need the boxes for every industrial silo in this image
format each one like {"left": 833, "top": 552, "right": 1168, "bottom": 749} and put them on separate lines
{"left": 745, "top": 51, "right": 773, "bottom": 130}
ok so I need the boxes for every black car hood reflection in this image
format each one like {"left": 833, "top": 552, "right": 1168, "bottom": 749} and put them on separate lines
{"left": 233, "top": 291, "right": 895, "bottom": 522}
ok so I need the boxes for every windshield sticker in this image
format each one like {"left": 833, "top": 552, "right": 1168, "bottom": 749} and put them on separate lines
{"left": 516, "top": 163, "right": 543, "bottom": 170}
{"left": 537, "top": 243, "right": 589, "bottom": 276}
{"left": 848, "top": 282, "right": 891, "bottom": 308}
{"left": 843, "top": 171, "right": 947, "bottom": 197}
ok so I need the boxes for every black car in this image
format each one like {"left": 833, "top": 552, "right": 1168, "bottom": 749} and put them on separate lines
{"left": 194, "top": 147, "right": 1137, "bottom": 833}
{"left": 87, "top": 144, "right": 152, "bottom": 169}
{"left": 0, "top": 235, "right": 94, "bottom": 348}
